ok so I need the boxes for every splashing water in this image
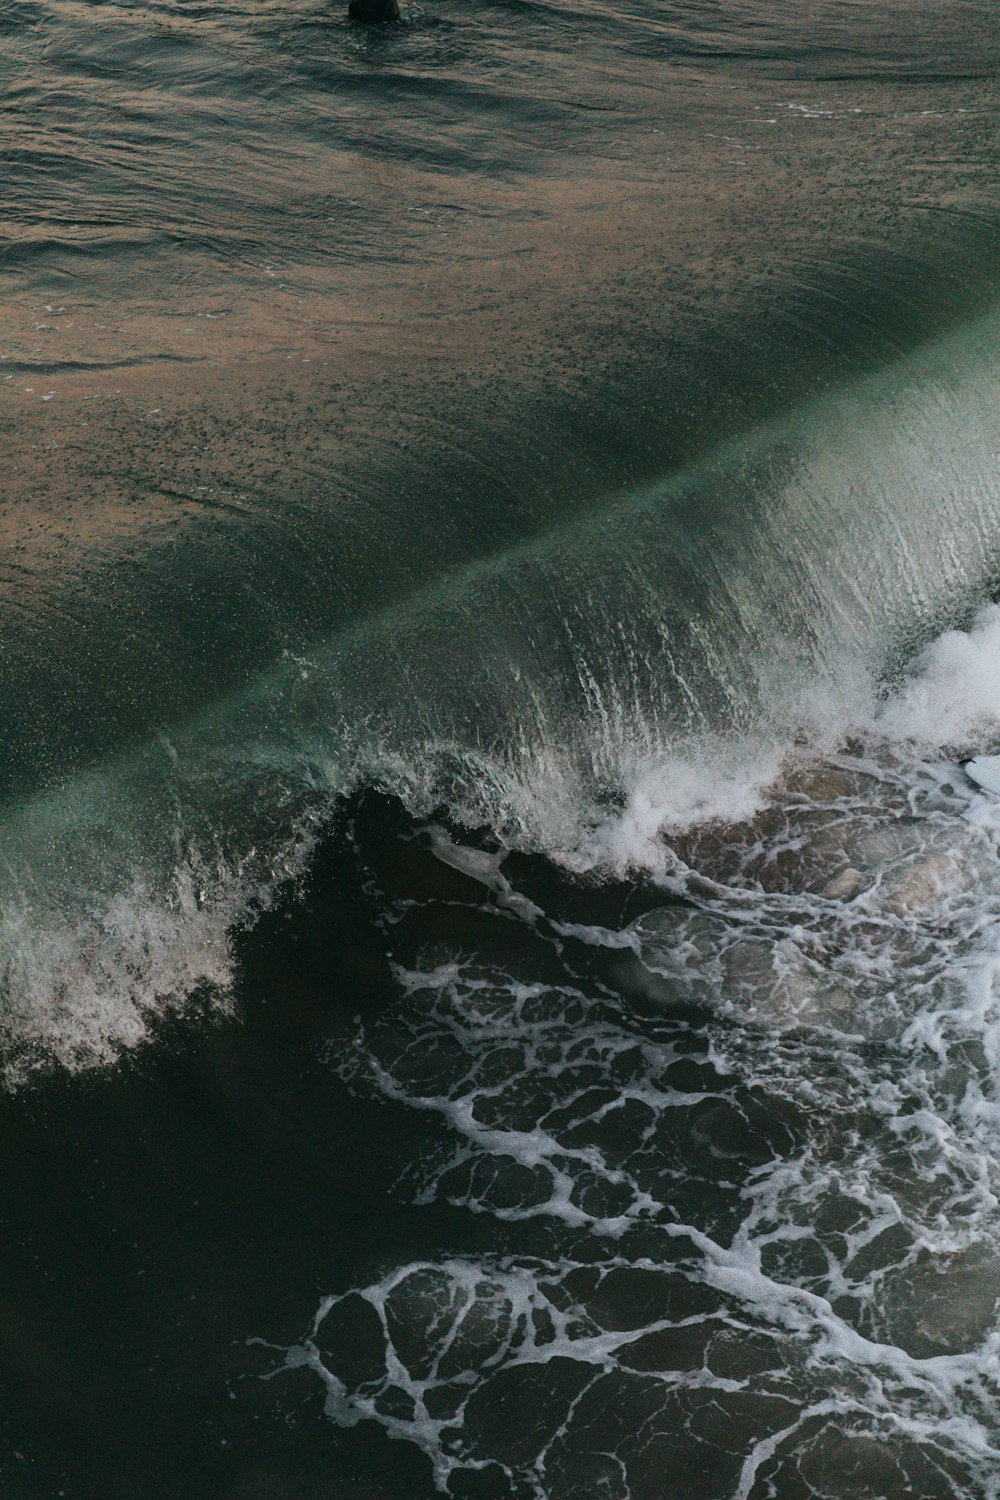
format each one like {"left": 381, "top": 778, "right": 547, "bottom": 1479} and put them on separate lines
{"left": 268, "top": 607, "right": 1000, "bottom": 1498}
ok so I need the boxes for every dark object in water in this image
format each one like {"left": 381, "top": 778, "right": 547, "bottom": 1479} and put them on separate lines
{"left": 348, "top": 0, "right": 400, "bottom": 21}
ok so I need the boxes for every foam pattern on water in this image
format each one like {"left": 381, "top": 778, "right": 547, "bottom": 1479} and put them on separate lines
{"left": 276, "top": 719, "right": 1000, "bottom": 1497}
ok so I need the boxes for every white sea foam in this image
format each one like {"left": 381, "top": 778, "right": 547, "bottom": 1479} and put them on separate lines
{"left": 266, "top": 614, "right": 1000, "bottom": 1493}
{"left": 558, "top": 603, "right": 1000, "bottom": 879}
{"left": 0, "top": 804, "right": 320, "bottom": 1084}
{"left": 7, "top": 602, "right": 1000, "bottom": 1082}
{"left": 878, "top": 604, "right": 1000, "bottom": 749}
{"left": 0, "top": 858, "right": 237, "bottom": 1079}
{"left": 282, "top": 922, "right": 1000, "bottom": 1497}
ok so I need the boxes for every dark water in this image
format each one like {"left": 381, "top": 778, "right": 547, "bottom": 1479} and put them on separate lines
{"left": 4, "top": 0, "right": 1000, "bottom": 1495}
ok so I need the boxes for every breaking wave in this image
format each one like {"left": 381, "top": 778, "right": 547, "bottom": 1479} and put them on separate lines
{"left": 5, "top": 305, "right": 1000, "bottom": 1076}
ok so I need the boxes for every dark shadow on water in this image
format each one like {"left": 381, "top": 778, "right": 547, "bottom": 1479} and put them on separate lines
{"left": 0, "top": 797, "right": 438, "bottom": 1498}
{"left": 0, "top": 791, "right": 704, "bottom": 1497}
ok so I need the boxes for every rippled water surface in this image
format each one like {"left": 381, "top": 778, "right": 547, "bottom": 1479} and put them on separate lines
{"left": 3, "top": 0, "right": 1000, "bottom": 1495}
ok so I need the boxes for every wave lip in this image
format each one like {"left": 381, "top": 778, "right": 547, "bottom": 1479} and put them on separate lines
{"left": 6, "top": 306, "right": 1000, "bottom": 1075}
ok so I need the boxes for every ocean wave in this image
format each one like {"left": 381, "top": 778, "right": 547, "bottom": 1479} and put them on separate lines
{"left": 5, "top": 305, "right": 1000, "bottom": 1076}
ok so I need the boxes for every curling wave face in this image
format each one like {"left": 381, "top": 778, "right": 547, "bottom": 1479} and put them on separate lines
{"left": 5, "top": 306, "right": 1000, "bottom": 1075}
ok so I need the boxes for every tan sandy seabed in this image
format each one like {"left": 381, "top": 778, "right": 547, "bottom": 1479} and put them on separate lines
{"left": 0, "top": 55, "right": 995, "bottom": 571}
